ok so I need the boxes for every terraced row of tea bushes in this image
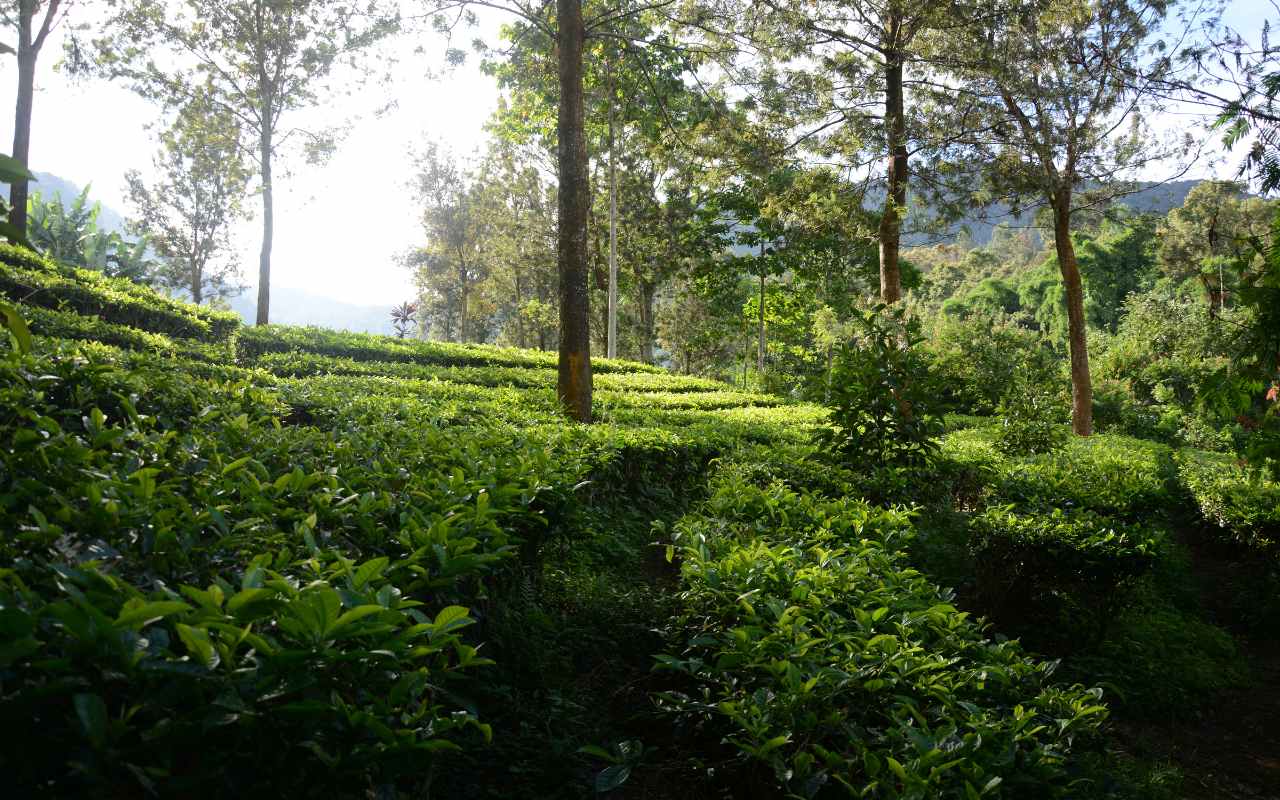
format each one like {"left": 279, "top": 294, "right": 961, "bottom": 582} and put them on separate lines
{"left": 929, "top": 425, "right": 1255, "bottom": 716}
{"left": 21, "top": 303, "right": 234, "bottom": 362}
{"left": 655, "top": 465, "right": 1110, "bottom": 799}
{"left": 0, "top": 243, "right": 238, "bottom": 344}
{"left": 238, "top": 324, "right": 663, "bottom": 374}
{"left": 1176, "top": 451, "right": 1280, "bottom": 559}
{"left": 255, "top": 351, "right": 726, "bottom": 393}
{"left": 940, "top": 428, "right": 1176, "bottom": 518}
{"left": 0, "top": 334, "right": 738, "bottom": 796}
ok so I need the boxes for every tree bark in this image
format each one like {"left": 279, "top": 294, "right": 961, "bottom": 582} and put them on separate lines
{"left": 639, "top": 279, "right": 656, "bottom": 364}
{"left": 878, "top": 37, "right": 907, "bottom": 305}
{"left": 255, "top": 123, "right": 274, "bottom": 325}
{"left": 9, "top": 24, "right": 37, "bottom": 235}
{"left": 606, "top": 72, "right": 618, "bottom": 360}
{"left": 1051, "top": 188, "right": 1093, "bottom": 436}
{"left": 757, "top": 252, "right": 766, "bottom": 374}
{"left": 556, "top": 0, "right": 592, "bottom": 422}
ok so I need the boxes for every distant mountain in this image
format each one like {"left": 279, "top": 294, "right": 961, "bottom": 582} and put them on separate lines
{"left": 920, "top": 179, "right": 1202, "bottom": 247}
{"left": 6, "top": 172, "right": 130, "bottom": 233}
{"left": 228, "top": 286, "right": 396, "bottom": 335}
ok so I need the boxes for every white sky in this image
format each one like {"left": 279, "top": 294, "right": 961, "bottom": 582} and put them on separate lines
{"left": 0, "top": 1, "right": 1272, "bottom": 310}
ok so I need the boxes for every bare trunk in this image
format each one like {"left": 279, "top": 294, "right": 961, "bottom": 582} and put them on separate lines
{"left": 606, "top": 61, "right": 618, "bottom": 359}
{"left": 556, "top": 0, "right": 592, "bottom": 422}
{"left": 515, "top": 271, "right": 527, "bottom": 349}
{"left": 9, "top": 41, "right": 36, "bottom": 235}
{"left": 878, "top": 41, "right": 907, "bottom": 305}
{"left": 639, "top": 280, "right": 656, "bottom": 364}
{"left": 1051, "top": 189, "right": 1093, "bottom": 436}
{"left": 255, "top": 123, "right": 273, "bottom": 325}
{"left": 757, "top": 256, "right": 766, "bottom": 374}
{"left": 459, "top": 262, "right": 469, "bottom": 343}
{"left": 191, "top": 263, "right": 203, "bottom": 305}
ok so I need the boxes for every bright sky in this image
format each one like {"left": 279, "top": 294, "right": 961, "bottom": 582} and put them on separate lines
{"left": 0, "top": 1, "right": 1272, "bottom": 310}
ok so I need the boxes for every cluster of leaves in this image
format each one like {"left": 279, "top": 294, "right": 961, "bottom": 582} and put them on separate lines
{"left": 1176, "top": 451, "right": 1279, "bottom": 560}
{"left": 995, "top": 371, "right": 1071, "bottom": 456}
{"left": 655, "top": 467, "right": 1109, "bottom": 799}
{"left": 813, "top": 306, "right": 943, "bottom": 497}
{"left": 969, "top": 506, "right": 1163, "bottom": 646}
{"left": 0, "top": 340, "right": 539, "bottom": 794}
{"left": 25, "top": 187, "right": 154, "bottom": 282}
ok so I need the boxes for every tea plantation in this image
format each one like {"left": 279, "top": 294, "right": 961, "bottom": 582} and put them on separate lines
{"left": 2, "top": 244, "right": 1276, "bottom": 798}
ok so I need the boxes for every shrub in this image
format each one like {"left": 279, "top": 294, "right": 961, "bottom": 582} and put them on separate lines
{"left": 1176, "top": 451, "right": 1279, "bottom": 559}
{"left": 0, "top": 243, "right": 239, "bottom": 343}
{"left": 814, "top": 305, "right": 942, "bottom": 474}
{"left": 995, "top": 371, "right": 1070, "bottom": 455}
{"left": 656, "top": 472, "right": 1110, "bottom": 799}
{"left": 968, "top": 506, "right": 1163, "bottom": 646}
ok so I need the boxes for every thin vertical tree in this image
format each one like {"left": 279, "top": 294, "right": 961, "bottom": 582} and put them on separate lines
{"left": 98, "top": 0, "right": 398, "bottom": 325}
{"left": 956, "top": 0, "right": 1177, "bottom": 436}
{"left": 3, "top": 0, "right": 70, "bottom": 234}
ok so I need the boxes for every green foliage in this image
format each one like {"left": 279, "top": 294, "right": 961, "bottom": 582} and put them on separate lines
{"left": 238, "top": 324, "right": 662, "bottom": 374}
{"left": 969, "top": 506, "right": 1163, "bottom": 645}
{"left": 814, "top": 305, "right": 942, "bottom": 475}
{"left": 0, "top": 242, "right": 239, "bottom": 344}
{"left": 1176, "top": 451, "right": 1280, "bottom": 560}
{"left": 924, "top": 313, "right": 1059, "bottom": 416}
{"left": 1069, "top": 581, "right": 1249, "bottom": 716}
{"left": 657, "top": 470, "right": 1109, "bottom": 799}
{"left": 995, "top": 371, "right": 1071, "bottom": 456}
{"left": 27, "top": 187, "right": 154, "bottom": 281}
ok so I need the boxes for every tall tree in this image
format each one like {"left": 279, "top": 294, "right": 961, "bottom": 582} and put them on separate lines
{"left": 405, "top": 142, "right": 491, "bottom": 343}
{"left": 1157, "top": 180, "right": 1275, "bottom": 311}
{"left": 743, "top": 0, "right": 960, "bottom": 303}
{"left": 98, "top": 0, "right": 398, "bottom": 324}
{"left": 3, "top": 0, "right": 70, "bottom": 234}
{"left": 957, "top": 0, "right": 1174, "bottom": 436}
{"left": 126, "top": 87, "right": 251, "bottom": 305}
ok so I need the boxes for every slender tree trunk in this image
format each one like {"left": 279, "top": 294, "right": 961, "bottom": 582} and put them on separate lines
{"left": 639, "top": 280, "right": 656, "bottom": 364}
{"left": 9, "top": 41, "right": 37, "bottom": 235}
{"left": 606, "top": 72, "right": 618, "bottom": 360}
{"left": 556, "top": 0, "right": 592, "bottom": 422}
{"left": 1051, "top": 189, "right": 1093, "bottom": 436}
{"left": 878, "top": 39, "right": 907, "bottom": 305}
{"left": 757, "top": 251, "right": 766, "bottom": 374}
{"left": 255, "top": 123, "right": 274, "bottom": 325}
{"left": 515, "top": 271, "right": 527, "bottom": 349}
{"left": 458, "top": 260, "right": 469, "bottom": 343}
{"left": 191, "top": 261, "right": 203, "bottom": 305}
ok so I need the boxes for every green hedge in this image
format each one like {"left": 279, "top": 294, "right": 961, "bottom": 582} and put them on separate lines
{"left": 20, "top": 302, "right": 233, "bottom": 363}
{"left": 1177, "top": 451, "right": 1279, "bottom": 558}
{"left": 0, "top": 243, "right": 239, "bottom": 343}
{"left": 969, "top": 506, "right": 1163, "bottom": 642}
{"left": 655, "top": 470, "right": 1109, "bottom": 798}
{"left": 253, "top": 351, "right": 726, "bottom": 392}
{"left": 239, "top": 324, "right": 665, "bottom": 374}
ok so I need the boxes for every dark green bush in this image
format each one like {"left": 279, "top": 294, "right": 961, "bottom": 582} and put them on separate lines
{"left": 1176, "top": 451, "right": 1279, "bottom": 559}
{"left": 814, "top": 306, "right": 943, "bottom": 485}
{"left": 968, "top": 506, "right": 1163, "bottom": 646}
{"left": 656, "top": 471, "right": 1110, "bottom": 799}
{"left": 0, "top": 243, "right": 239, "bottom": 343}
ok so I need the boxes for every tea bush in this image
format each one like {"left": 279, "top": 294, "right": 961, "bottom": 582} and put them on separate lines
{"left": 238, "top": 324, "right": 662, "bottom": 374}
{"left": 0, "top": 242, "right": 238, "bottom": 343}
{"left": 1176, "top": 451, "right": 1279, "bottom": 559}
{"left": 656, "top": 471, "right": 1110, "bottom": 799}
{"left": 968, "top": 506, "right": 1164, "bottom": 645}
{"left": 255, "top": 351, "right": 725, "bottom": 392}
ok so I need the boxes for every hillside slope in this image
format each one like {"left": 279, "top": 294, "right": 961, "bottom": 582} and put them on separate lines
{"left": 0, "top": 243, "right": 1118, "bottom": 798}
